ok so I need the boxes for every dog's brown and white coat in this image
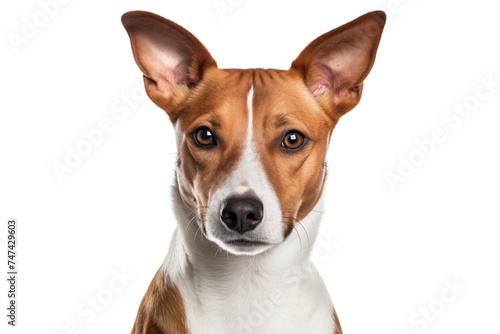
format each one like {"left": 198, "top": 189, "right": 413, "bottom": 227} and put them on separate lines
{"left": 122, "top": 10, "right": 385, "bottom": 334}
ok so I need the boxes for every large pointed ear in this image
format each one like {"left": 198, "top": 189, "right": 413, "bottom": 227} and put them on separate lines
{"left": 121, "top": 11, "right": 217, "bottom": 121}
{"left": 291, "top": 11, "right": 385, "bottom": 120}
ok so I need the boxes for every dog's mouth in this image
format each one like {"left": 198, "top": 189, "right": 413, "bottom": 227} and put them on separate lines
{"left": 217, "top": 237, "right": 273, "bottom": 255}
{"left": 227, "top": 239, "right": 270, "bottom": 246}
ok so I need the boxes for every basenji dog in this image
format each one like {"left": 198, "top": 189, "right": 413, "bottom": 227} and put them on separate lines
{"left": 122, "top": 10, "right": 385, "bottom": 334}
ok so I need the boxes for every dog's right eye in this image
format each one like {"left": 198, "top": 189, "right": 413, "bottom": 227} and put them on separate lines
{"left": 193, "top": 127, "right": 216, "bottom": 147}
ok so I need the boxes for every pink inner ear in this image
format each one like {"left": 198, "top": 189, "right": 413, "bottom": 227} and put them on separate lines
{"left": 311, "top": 83, "right": 327, "bottom": 96}
{"left": 135, "top": 32, "right": 191, "bottom": 94}
{"left": 309, "top": 62, "right": 336, "bottom": 96}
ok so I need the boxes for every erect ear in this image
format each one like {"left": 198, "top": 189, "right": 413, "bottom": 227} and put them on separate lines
{"left": 121, "top": 11, "right": 217, "bottom": 122}
{"left": 291, "top": 11, "right": 386, "bottom": 120}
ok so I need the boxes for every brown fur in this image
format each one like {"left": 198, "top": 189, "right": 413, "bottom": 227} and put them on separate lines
{"left": 131, "top": 269, "right": 189, "bottom": 334}
{"left": 173, "top": 68, "right": 253, "bottom": 216}
{"left": 333, "top": 307, "right": 343, "bottom": 334}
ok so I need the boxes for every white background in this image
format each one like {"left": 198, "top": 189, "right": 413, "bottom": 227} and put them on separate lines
{"left": 1, "top": 0, "right": 499, "bottom": 333}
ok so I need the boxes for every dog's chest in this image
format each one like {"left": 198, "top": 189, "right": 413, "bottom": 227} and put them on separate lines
{"left": 186, "top": 276, "right": 334, "bottom": 333}
{"left": 173, "top": 247, "right": 335, "bottom": 334}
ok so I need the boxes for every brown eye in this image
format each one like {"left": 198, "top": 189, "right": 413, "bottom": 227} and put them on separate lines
{"left": 194, "top": 127, "right": 216, "bottom": 147}
{"left": 282, "top": 131, "right": 305, "bottom": 150}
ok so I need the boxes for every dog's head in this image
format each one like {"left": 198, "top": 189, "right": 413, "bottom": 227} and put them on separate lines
{"left": 122, "top": 11, "right": 385, "bottom": 255}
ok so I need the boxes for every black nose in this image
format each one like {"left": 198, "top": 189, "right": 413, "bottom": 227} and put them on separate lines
{"left": 220, "top": 197, "right": 263, "bottom": 234}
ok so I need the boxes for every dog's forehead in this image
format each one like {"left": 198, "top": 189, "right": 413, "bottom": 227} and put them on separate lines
{"left": 177, "top": 67, "right": 330, "bottom": 132}
{"left": 175, "top": 68, "right": 250, "bottom": 130}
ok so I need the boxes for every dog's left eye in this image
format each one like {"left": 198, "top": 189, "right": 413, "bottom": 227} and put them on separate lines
{"left": 194, "top": 127, "right": 216, "bottom": 147}
{"left": 282, "top": 131, "right": 305, "bottom": 150}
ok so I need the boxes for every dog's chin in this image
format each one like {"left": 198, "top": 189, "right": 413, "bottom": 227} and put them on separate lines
{"left": 211, "top": 236, "right": 274, "bottom": 256}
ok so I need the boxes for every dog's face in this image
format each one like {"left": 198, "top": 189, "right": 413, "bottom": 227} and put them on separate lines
{"left": 172, "top": 68, "right": 334, "bottom": 255}
{"left": 122, "top": 11, "right": 385, "bottom": 255}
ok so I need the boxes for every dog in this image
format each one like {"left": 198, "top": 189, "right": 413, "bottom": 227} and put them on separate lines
{"left": 122, "top": 10, "right": 385, "bottom": 334}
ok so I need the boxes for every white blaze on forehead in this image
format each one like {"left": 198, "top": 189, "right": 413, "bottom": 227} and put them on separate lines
{"left": 205, "top": 84, "right": 284, "bottom": 251}
{"left": 247, "top": 86, "right": 254, "bottom": 140}
{"left": 230, "top": 86, "right": 254, "bottom": 196}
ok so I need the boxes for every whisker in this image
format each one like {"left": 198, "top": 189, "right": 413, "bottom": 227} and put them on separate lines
{"left": 282, "top": 207, "right": 325, "bottom": 215}
{"left": 185, "top": 214, "right": 198, "bottom": 232}
{"left": 297, "top": 220, "right": 310, "bottom": 247}
{"left": 214, "top": 246, "right": 223, "bottom": 258}
{"left": 282, "top": 215, "right": 311, "bottom": 249}
{"left": 293, "top": 225, "right": 303, "bottom": 254}
{"left": 193, "top": 225, "right": 202, "bottom": 241}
